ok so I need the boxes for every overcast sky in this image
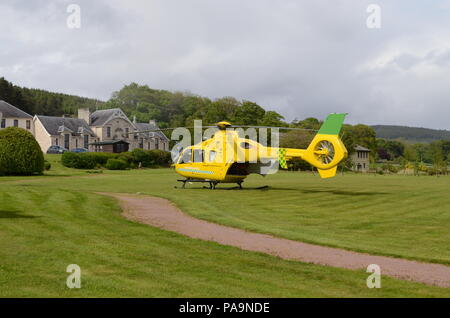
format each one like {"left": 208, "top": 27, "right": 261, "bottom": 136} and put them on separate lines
{"left": 1, "top": 0, "right": 450, "bottom": 129}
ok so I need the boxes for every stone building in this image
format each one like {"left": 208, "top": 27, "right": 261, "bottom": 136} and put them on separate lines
{"left": 0, "top": 100, "right": 34, "bottom": 135}
{"left": 33, "top": 115, "right": 98, "bottom": 152}
{"left": 84, "top": 108, "right": 169, "bottom": 152}
{"left": 351, "top": 145, "right": 371, "bottom": 172}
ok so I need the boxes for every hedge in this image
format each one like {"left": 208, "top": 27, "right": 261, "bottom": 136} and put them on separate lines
{"left": 61, "top": 152, "right": 97, "bottom": 169}
{"left": 61, "top": 149, "right": 172, "bottom": 170}
{"left": 131, "top": 149, "right": 172, "bottom": 167}
{"left": 0, "top": 127, "right": 44, "bottom": 175}
{"left": 105, "top": 159, "right": 129, "bottom": 170}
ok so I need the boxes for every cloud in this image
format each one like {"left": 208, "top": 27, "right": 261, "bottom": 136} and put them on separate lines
{"left": 1, "top": 0, "right": 450, "bottom": 129}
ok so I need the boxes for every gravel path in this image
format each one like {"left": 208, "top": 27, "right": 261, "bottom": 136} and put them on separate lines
{"left": 100, "top": 192, "right": 450, "bottom": 288}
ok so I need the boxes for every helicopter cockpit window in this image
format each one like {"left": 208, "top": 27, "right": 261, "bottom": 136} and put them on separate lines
{"left": 240, "top": 142, "right": 253, "bottom": 149}
{"left": 193, "top": 149, "right": 204, "bottom": 163}
{"left": 209, "top": 150, "right": 217, "bottom": 162}
{"left": 179, "top": 149, "right": 192, "bottom": 164}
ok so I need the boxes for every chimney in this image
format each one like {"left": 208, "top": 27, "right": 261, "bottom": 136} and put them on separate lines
{"left": 149, "top": 119, "right": 156, "bottom": 126}
{"left": 133, "top": 115, "right": 137, "bottom": 124}
{"left": 78, "top": 108, "right": 91, "bottom": 125}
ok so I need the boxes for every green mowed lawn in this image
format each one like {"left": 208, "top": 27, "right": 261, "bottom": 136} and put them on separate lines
{"left": 0, "top": 160, "right": 449, "bottom": 297}
{"left": 37, "top": 166, "right": 450, "bottom": 265}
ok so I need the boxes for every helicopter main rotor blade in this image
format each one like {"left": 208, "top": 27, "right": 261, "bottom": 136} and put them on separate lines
{"left": 124, "top": 126, "right": 218, "bottom": 136}
{"left": 230, "top": 125, "right": 318, "bottom": 132}
{"left": 126, "top": 123, "right": 317, "bottom": 136}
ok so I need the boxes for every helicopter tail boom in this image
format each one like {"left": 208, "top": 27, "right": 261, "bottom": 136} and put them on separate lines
{"left": 280, "top": 113, "right": 348, "bottom": 178}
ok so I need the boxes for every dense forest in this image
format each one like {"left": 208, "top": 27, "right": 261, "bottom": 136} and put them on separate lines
{"left": 1, "top": 78, "right": 449, "bottom": 168}
{"left": 372, "top": 125, "right": 450, "bottom": 143}
{"left": 0, "top": 77, "right": 103, "bottom": 116}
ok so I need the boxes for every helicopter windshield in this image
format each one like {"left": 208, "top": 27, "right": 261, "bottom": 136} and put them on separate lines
{"left": 171, "top": 145, "right": 184, "bottom": 163}
{"left": 178, "top": 148, "right": 192, "bottom": 164}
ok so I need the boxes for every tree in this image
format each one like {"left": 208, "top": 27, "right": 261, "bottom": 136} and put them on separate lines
{"left": 376, "top": 139, "right": 405, "bottom": 161}
{"left": 260, "top": 111, "right": 285, "bottom": 127}
{"left": 403, "top": 144, "right": 417, "bottom": 162}
{"left": 206, "top": 97, "right": 240, "bottom": 123}
{"left": 341, "top": 124, "right": 376, "bottom": 156}
{"left": 234, "top": 100, "right": 265, "bottom": 125}
{"left": 293, "top": 117, "right": 321, "bottom": 130}
{"left": 280, "top": 130, "right": 314, "bottom": 149}
{"left": 413, "top": 143, "right": 428, "bottom": 163}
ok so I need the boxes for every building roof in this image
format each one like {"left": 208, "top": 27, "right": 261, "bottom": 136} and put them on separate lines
{"left": 0, "top": 100, "right": 32, "bottom": 118}
{"left": 90, "top": 140, "right": 129, "bottom": 145}
{"left": 354, "top": 145, "right": 371, "bottom": 152}
{"left": 90, "top": 108, "right": 131, "bottom": 126}
{"left": 90, "top": 107, "right": 167, "bottom": 140}
{"left": 134, "top": 122, "right": 169, "bottom": 141}
{"left": 37, "top": 115, "right": 95, "bottom": 136}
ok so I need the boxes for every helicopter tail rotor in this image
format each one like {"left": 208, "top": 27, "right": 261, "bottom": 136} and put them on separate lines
{"left": 301, "top": 113, "right": 348, "bottom": 178}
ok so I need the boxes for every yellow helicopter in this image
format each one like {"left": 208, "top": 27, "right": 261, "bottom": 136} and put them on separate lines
{"left": 168, "top": 113, "right": 348, "bottom": 189}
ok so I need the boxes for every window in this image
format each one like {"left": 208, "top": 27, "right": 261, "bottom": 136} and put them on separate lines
{"left": 240, "top": 142, "right": 253, "bottom": 149}
{"left": 1, "top": 119, "right": 5, "bottom": 128}
{"left": 125, "top": 128, "right": 129, "bottom": 137}
{"left": 84, "top": 135, "right": 89, "bottom": 149}
{"left": 155, "top": 138, "right": 159, "bottom": 150}
{"left": 55, "top": 138, "right": 59, "bottom": 146}
{"left": 75, "top": 139, "right": 78, "bottom": 148}
{"left": 139, "top": 138, "right": 143, "bottom": 149}
{"left": 179, "top": 149, "right": 192, "bottom": 164}
{"left": 26, "top": 120, "right": 31, "bottom": 130}
{"left": 64, "top": 134, "right": 70, "bottom": 149}
{"left": 14, "top": 120, "right": 18, "bottom": 127}
{"left": 106, "top": 127, "right": 111, "bottom": 138}
{"left": 209, "top": 151, "right": 217, "bottom": 162}
{"left": 193, "top": 149, "right": 204, "bottom": 163}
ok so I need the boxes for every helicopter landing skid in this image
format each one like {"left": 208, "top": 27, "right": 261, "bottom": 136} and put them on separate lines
{"left": 175, "top": 179, "right": 243, "bottom": 190}
{"left": 175, "top": 179, "right": 220, "bottom": 190}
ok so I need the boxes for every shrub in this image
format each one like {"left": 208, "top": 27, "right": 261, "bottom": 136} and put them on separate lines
{"left": 130, "top": 149, "right": 172, "bottom": 167}
{"left": 44, "top": 160, "right": 51, "bottom": 171}
{"left": 105, "top": 158, "right": 128, "bottom": 170}
{"left": 87, "top": 152, "right": 118, "bottom": 165}
{"left": 0, "top": 127, "right": 44, "bottom": 175}
{"left": 117, "top": 152, "right": 133, "bottom": 164}
{"left": 131, "top": 148, "right": 152, "bottom": 167}
{"left": 61, "top": 152, "right": 96, "bottom": 169}
{"left": 150, "top": 149, "right": 172, "bottom": 166}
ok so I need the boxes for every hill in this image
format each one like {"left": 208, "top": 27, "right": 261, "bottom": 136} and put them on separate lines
{"left": 372, "top": 125, "right": 450, "bottom": 143}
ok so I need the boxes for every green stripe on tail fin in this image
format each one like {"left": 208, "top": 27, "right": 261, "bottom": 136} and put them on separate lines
{"left": 317, "top": 113, "right": 347, "bottom": 135}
